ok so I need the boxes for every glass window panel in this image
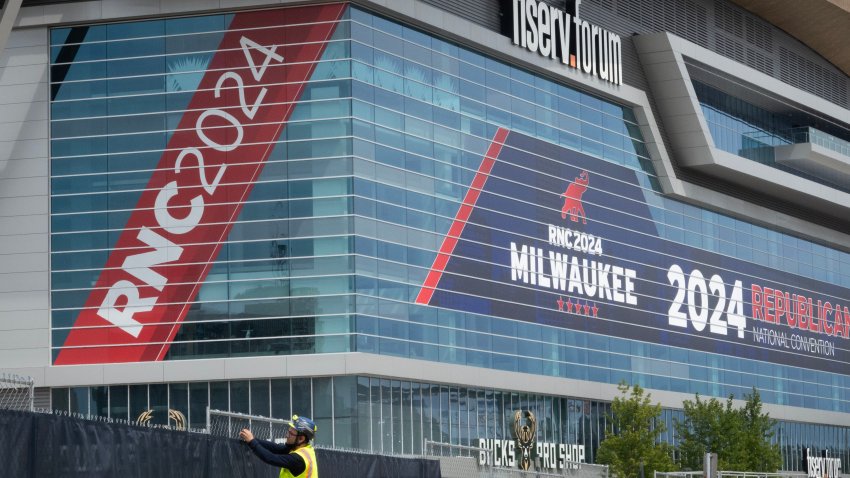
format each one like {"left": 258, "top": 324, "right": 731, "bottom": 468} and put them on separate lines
{"left": 312, "top": 377, "right": 333, "bottom": 447}
{"left": 168, "top": 383, "right": 188, "bottom": 426}
{"left": 291, "top": 378, "right": 312, "bottom": 419}
{"left": 51, "top": 388, "right": 70, "bottom": 413}
{"left": 142, "top": 384, "right": 165, "bottom": 425}
{"left": 381, "top": 378, "right": 393, "bottom": 452}
{"left": 369, "top": 377, "right": 381, "bottom": 452}
{"left": 188, "top": 382, "right": 208, "bottom": 430}
{"left": 91, "top": 385, "right": 115, "bottom": 420}
{"left": 392, "top": 379, "right": 403, "bottom": 453}
{"left": 228, "top": 381, "right": 249, "bottom": 415}
{"left": 249, "top": 380, "right": 270, "bottom": 418}
{"left": 210, "top": 381, "right": 228, "bottom": 411}
{"left": 70, "top": 387, "right": 89, "bottom": 415}
{"left": 129, "top": 384, "right": 147, "bottom": 420}
{"left": 271, "top": 379, "right": 291, "bottom": 419}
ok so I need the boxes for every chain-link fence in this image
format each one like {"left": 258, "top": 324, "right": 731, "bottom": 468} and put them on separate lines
{"left": 655, "top": 471, "right": 704, "bottom": 478}
{"left": 657, "top": 471, "right": 807, "bottom": 478}
{"left": 717, "top": 472, "right": 807, "bottom": 478}
{"left": 0, "top": 373, "right": 34, "bottom": 412}
{"left": 206, "top": 407, "right": 292, "bottom": 442}
{"left": 0, "top": 374, "right": 202, "bottom": 433}
{"left": 425, "top": 439, "right": 609, "bottom": 478}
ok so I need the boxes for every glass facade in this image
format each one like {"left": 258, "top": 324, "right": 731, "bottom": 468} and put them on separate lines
{"left": 50, "top": 8, "right": 357, "bottom": 362}
{"left": 48, "top": 377, "right": 850, "bottom": 472}
{"left": 47, "top": 1, "right": 850, "bottom": 465}
{"left": 693, "top": 80, "right": 850, "bottom": 192}
{"left": 50, "top": 378, "right": 612, "bottom": 455}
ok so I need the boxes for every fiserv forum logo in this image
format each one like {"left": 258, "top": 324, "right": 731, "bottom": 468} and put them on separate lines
{"left": 510, "top": 0, "right": 622, "bottom": 85}
{"left": 54, "top": 4, "right": 347, "bottom": 365}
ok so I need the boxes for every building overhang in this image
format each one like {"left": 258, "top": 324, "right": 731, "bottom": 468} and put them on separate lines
{"left": 634, "top": 31, "right": 850, "bottom": 218}
{"left": 775, "top": 142, "right": 850, "bottom": 186}
{"left": 728, "top": 0, "right": 850, "bottom": 79}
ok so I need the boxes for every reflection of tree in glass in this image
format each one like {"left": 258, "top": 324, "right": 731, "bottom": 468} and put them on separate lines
{"left": 374, "top": 53, "right": 403, "bottom": 93}
{"left": 166, "top": 55, "right": 211, "bottom": 92}
{"left": 404, "top": 62, "right": 431, "bottom": 102}
{"left": 375, "top": 52, "right": 402, "bottom": 74}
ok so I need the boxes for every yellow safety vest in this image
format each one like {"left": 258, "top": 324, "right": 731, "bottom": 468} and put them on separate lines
{"left": 279, "top": 444, "right": 318, "bottom": 478}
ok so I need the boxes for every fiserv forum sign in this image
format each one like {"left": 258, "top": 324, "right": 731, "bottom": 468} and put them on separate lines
{"left": 511, "top": 0, "right": 622, "bottom": 85}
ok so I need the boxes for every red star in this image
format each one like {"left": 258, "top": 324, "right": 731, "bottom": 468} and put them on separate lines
{"left": 556, "top": 296, "right": 564, "bottom": 311}
{"left": 591, "top": 303, "right": 598, "bottom": 317}
{"left": 583, "top": 303, "right": 591, "bottom": 315}
{"left": 566, "top": 299, "right": 573, "bottom": 313}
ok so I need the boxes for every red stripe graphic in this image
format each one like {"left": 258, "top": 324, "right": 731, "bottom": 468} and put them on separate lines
{"left": 415, "top": 127, "right": 510, "bottom": 305}
{"left": 55, "top": 3, "right": 346, "bottom": 365}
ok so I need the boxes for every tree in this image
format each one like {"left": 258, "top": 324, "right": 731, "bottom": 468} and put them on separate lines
{"left": 597, "top": 382, "right": 677, "bottom": 478}
{"left": 675, "top": 394, "right": 740, "bottom": 471}
{"left": 675, "top": 388, "right": 781, "bottom": 472}
{"left": 736, "top": 389, "right": 781, "bottom": 472}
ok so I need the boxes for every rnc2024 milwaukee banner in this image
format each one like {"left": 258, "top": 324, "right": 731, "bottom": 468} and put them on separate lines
{"left": 418, "top": 128, "right": 850, "bottom": 375}
{"left": 54, "top": 4, "right": 346, "bottom": 365}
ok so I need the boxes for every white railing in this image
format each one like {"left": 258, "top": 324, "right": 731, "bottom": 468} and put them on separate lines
{"left": 790, "top": 127, "right": 850, "bottom": 158}
{"left": 655, "top": 472, "right": 704, "bottom": 478}
{"left": 657, "top": 470, "right": 807, "bottom": 478}
{"left": 717, "top": 472, "right": 807, "bottom": 478}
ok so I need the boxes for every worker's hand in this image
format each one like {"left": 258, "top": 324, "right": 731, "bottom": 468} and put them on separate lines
{"left": 239, "top": 428, "right": 255, "bottom": 442}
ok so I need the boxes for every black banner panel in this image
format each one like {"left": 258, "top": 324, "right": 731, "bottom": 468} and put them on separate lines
{"left": 0, "top": 410, "right": 440, "bottom": 478}
{"left": 420, "top": 129, "right": 850, "bottom": 375}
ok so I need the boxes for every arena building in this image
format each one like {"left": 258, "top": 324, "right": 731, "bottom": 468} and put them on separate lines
{"left": 1, "top": 0, "right": 850, "bottom": 472}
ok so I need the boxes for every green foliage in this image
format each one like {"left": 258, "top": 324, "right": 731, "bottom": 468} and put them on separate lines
{"left": 675, "top": 388, "right": 781, "bottom": 472}
{"left": 597, "top": 382, "right": 677, "bottom": 478}
{"left": 675, "top": 394, "right": 738, "bottom": 470}
{"left": 737, "top": 389, "right": 782, "bottom": 472}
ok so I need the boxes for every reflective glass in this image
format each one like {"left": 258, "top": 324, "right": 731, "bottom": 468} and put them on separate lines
{"left": 48, "top": 3, "right": 850, "bottom": 422}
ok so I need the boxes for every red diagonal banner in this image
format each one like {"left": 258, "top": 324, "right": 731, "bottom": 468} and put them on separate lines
{"left": 415, "top": 127, "right": 510, "bottom": 305}
{"left": 55, "top": 3, "right": 346, "bottom": 364}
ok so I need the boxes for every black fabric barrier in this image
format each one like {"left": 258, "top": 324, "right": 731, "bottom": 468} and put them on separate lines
{"left": 0, "top": 409, "right": 441, "bottom": 477}
{"left": 316, "top": 447, "right": 442, "bottom": 477}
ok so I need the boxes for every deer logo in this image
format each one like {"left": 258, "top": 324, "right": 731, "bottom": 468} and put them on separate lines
{"left": 136, "top": 408, "right": 187, "bottom": 430}
{"left": 513, "top": 410, "right": 537, "bottom": 471}
{"left": 560, "top": 170, "right": 589, "bottom": 224}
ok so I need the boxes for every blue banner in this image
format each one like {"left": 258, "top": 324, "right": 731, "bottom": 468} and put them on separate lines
{"left": 420, "top": 129, "right": 850, "bottom": 375}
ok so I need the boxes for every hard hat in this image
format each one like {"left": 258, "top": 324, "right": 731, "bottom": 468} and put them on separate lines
{"left": 291, "top": 415, "right": 317, "bottom": 440}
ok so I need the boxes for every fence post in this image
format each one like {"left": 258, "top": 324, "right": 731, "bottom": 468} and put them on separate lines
{"left": 704, "top": 453, "right": 718, "bottom": 478}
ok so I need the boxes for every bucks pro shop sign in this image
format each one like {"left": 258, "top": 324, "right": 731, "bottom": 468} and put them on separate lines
{"left": 477, "top": 410, "right": 586, "bottom": 472}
